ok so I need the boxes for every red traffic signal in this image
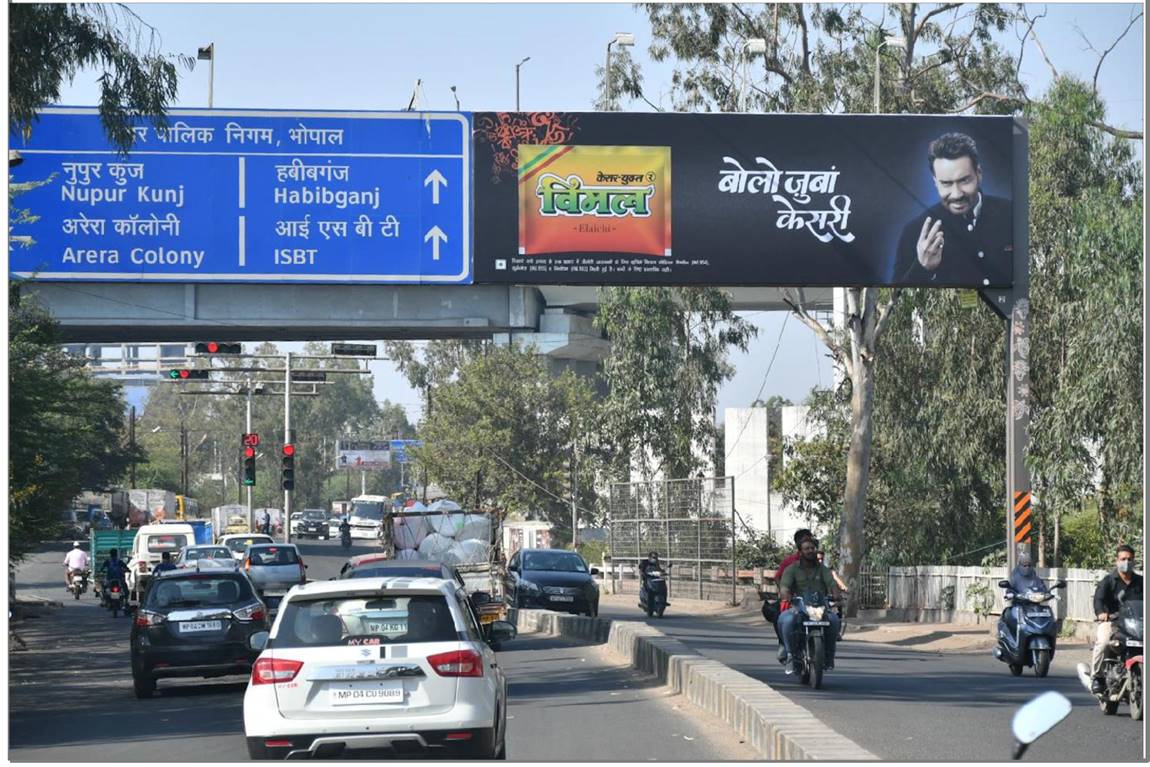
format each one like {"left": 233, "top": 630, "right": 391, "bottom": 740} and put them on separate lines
{"left": 244, "top": 446, "right": 256, "bottom": 458}
{"left": 282, "top": 444, "right": 296, "bottom": 457}
{"left": 167, "top": 368, "right": 209, "bottom": 380}
{"left": 195, "top": 342, "right": 242, "bottom": 355}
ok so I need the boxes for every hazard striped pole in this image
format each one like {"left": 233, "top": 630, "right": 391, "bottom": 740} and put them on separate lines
{"left": 1013, "top": 491, "right": 1033, "bottom": 544}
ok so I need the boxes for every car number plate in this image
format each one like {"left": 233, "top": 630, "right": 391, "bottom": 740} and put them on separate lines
{"left": 1127, "top": 639, "right": 1143, "bottom": 647}
{"left": 367, "top": 620, "right": 407, "bottom": 634}
{"left": 803, "top": 620, "right": 831, "bottom": 626}
{"left": 480, "top": 613, "right": 498, "bottom": 624}
{"left": 328, "top": 682, "right": 403, "bottom": 706}
{"left": 179, "top": 620, "right": 222, "bottom": 633}
{"left": 549, "top": 595, "right": 575, "bottom": 602}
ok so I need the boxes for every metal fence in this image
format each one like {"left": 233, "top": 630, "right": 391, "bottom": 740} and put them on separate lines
{"left": 608, "top": 476, "right": 737, "bottom": 604}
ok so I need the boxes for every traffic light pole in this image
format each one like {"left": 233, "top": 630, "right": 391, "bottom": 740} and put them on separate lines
{"left": 284, "top": 352, "right": 292, "bottom": 544}
{"left": 246, "top": 376, "right": 254, "bottom": 532}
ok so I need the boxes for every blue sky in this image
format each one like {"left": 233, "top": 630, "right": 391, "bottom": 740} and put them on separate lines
{"left": 50, "top": 2, "right": 1145, "bottom": 423}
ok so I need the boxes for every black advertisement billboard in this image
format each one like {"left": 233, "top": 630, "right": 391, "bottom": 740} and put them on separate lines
{"left": 473, "top": 112, "right": 1015, "bottom": 288}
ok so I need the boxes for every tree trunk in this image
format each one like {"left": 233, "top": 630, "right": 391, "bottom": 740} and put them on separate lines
{"left": 840, "top": 357, "right": 875, "bottom": 618}
{"left": 1052, "top": 503, "right": 1061, "bottom": 569}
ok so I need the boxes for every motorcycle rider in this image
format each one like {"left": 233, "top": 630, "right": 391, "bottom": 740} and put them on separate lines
{"left": 151, "top": 551, "right": 177, "bottom": 576}
{"left": 1008, "top": 551, "right": 1047, "bottom": 595}
{"left": 1088, "top": 544, "right": 1144, "bottom": 694}
{"left": 339, "top": 517, "right": 352, "bottom": 543}
{"left": 769, "top": 530, "right": 814, "bottom": 661}
{"left": 63, "top": 541, "right": 88, "bottom": 589}
{"left": 99, "top": 548, "right": 129, "bottom": 598}
{"left": 778, "top": 537, "right": 843, "bottom": 674}
{"left": 639, "top": 551, "right": 665, "bottom": 604}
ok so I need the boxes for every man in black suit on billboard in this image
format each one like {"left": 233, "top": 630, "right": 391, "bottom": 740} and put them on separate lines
{"left": 894, "top": 132, "right": 1013, "bottom": 286}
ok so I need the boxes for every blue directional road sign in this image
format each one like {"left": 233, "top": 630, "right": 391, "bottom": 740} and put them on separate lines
{"left": 9, "top": 108, "right": 471, "bottom": 284}
{"left": 389, "top": 439, "right": 424, "bottom": 464}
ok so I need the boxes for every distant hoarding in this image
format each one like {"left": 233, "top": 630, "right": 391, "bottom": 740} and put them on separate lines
{"left": 389, "top": 439, "right": 424, "bottom": 464}
{"left": 336, "top": 440, "right": 391, "bottom": 470}
{"left": 473, "top": 112, "right": 1015, "bottom": 288}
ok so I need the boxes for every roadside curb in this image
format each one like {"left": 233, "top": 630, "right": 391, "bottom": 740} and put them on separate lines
{"left": 517, "top": 609, "right": 878, "bottom": 761}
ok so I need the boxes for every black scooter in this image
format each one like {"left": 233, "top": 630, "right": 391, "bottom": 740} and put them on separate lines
{"left": 638, "top": 563, "right": 670, "bottom": 618}
{"left": 340, "top": 528, "right": 352, "bottom": 550}
{"left": 994, "top": 578, "right": 1066, "bottom": 678}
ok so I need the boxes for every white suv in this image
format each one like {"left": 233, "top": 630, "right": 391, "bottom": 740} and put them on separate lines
{"left": 243, "top": 577, "right": 516, "bottom": 760}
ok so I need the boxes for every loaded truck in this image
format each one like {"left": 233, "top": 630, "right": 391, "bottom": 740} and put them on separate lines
{"left": 378, "top": 500, "right": 508, "bottom": 631}
{"left": 127, "top": 489, "right": 176, "bottom": 526}
{"left": 211, "top": 504, "right": 251, "bottom": 538}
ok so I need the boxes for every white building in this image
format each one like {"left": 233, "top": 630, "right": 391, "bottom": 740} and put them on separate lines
{"left": 724, "top": 407, "right": 771, "bottom": 534}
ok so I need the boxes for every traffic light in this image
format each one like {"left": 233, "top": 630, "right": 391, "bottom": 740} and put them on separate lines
{"left": 167, "top": 368, "right": 210, "bottom": 380}
{"left": 331, "top": 343, "right": 377, "bottom": 356}
{"left": 195, "top": 342, "right": 242, "bottom": 355}
{"left": 281, "top": 443, "right": 296, "bottom": 491}
{"left": 243, "top": 445, "right": 256, "bottom": 486}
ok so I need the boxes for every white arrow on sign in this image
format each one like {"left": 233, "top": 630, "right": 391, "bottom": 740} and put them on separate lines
{"left": 423, "top": 169, "right": 447, "bottom": 205}
{"left": 424, "top": 226, "right": 448, "bottom": 261}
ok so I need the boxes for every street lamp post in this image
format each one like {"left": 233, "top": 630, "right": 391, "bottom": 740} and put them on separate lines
{"left": 741, "top": 38, "right": 767, "bottom": 111}
{"left": 450, "top": 85, "right": 460, "bottom": 111}
{"left": 873, "top": 35, "right": 906, "bottom": 114}
{"left": 197, "top": 43, "right": 214, "bottom": 108}
{"left": 515, "top": 57, "right": 530, "bottom": 111}
{"left": 604, "top": 33, "right": 635, "bottom": 110}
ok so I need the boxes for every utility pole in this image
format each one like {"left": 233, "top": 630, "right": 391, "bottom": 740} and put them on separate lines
{"left": 571, "top": 445, "right": 579, "bottom": 550}
{"left": 180, "top": 418, "right": 189, "bottom": 496}
{"left": 128, "top": 406, "right": 137, "bottom": 487}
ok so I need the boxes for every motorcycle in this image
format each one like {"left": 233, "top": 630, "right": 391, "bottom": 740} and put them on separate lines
{"left": 779, "top": 593, "right": 837, "bottom": 689}
{"left": 102, "top": 580, "right": 126, "bottom": 617}
{"left": 993, "top": 578, "right": 1066, "bottom": 678}
{"left": 1076, "top": 599, "right": 1143, "bottom": 720}
{"left": 638, "top": 563, "right": 670, "bottom": 618}
{"left": 340, "top": 529, "right": 352, "bottom": 550}
{"left": 68, "top": 569, "right": 89, "bottom": 600}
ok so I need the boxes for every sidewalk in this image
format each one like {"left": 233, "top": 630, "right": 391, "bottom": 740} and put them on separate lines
{"left": 600, "top": 593, "right": 1091, "bottom": 654}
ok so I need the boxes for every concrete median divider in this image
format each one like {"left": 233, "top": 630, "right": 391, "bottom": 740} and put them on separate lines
{"left": 516, "top": 609, "right": 877, "bottom": 761}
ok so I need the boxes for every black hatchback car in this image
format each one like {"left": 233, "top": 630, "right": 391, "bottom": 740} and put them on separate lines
{"left": 130, "top": 571, "right": 268, "bottom": 698}
{"left": 295, "top": 508, "right": 329, "bottom": 540}
{"left": 504, "top": 548, "right": 600, "bottom": 616}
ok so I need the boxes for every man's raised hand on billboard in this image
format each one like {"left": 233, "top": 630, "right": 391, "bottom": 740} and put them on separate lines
{"left": 916, "top": 216, "right": 944, "bottom": 270}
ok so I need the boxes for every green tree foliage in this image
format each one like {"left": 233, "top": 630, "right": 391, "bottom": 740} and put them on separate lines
{"left": 9, "top": 3, "right": 192, "bottom": 152}
{"left": 413, "top": 343, "right": 603, "bottom": 542}
{"left": 778, "top": 77, "right": 1143, "bottom": 569}
{"left": 1025, "top": 77, "right": 1144, "bottom": 562}
{"left": 8, "top": 288, "right": 139, "bottom": 560}
{"left": 134, "top": 342, "right": 411, "bottom": 513}
{"left": 595, "top": 287, "right": 756, "bottom": 482}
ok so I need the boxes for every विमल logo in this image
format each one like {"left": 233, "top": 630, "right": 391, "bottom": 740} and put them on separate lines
{"left": 535, "top": 173, "right": 655, "bottom": 218}
{"left": 518, "top": 144, "right": 672, "bottom": 257}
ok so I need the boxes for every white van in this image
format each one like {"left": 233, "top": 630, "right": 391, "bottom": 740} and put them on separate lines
{"left": 126, "top": 523, "right": 195, "bottom": 597}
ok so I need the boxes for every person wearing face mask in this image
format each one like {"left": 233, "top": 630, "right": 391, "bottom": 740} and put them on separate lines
{"left": 1088, "top": 544, "right": 1143, "bottom": 694}
{"left": 1009, "top": 551, "right": 1047, "bottom": 595}
{"left": 639, "top": 551, "right": 662, "bottom": 580}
